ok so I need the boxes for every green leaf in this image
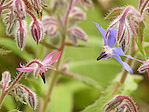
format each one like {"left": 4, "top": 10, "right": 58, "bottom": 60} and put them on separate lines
{"left": 0, "top": 48, "right": 12, "bottom": 55}
{"left": 3, "top": 95, "right": 16, "bottom": 110}
{"left": 105, "top": 7, "right": 124, "bottom": 19}
{"left": 82, "top": 73, "right": 142, "bottom": 112}
{"left": 61, "top": 71, "right": 102, "bottom": 90}
{"left": 0, "top": 38, "right": 34, "bottom": 61}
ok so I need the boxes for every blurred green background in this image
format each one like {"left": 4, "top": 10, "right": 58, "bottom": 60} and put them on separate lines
{"left": 0, "top": 0, "right": 149, "bottom": 112}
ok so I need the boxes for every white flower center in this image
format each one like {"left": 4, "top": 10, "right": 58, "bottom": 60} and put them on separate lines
{"left": 103, "top": 46, "right": 113, "bottom": 57}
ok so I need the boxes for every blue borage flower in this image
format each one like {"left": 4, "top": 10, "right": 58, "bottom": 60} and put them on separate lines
{"left": 94, "top": 22, "right": 134, "bottom": 73}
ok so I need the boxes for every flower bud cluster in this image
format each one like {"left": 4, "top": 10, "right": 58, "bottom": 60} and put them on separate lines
{"left": 42, "top": 0, "right": 89, "bottom": 46}
{"left": 0, "top": 0, "right": 45, "bottom": 50}
{"left": 105, "top": 4, "right": 147, "bottom": 52}
{"left": 103, "top": 95, "right": 137, "bottom": 112}
{"left": 0, "top": 71, "right": 37, "bottom": 110}
{"left": 11, "top": 84, "right": 37, "bottom": 110}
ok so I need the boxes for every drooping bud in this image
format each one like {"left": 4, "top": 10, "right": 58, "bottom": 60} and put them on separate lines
{"left": 14, "top": 84, "right": 37, "bottom": 110}
{"left": 0, "top": 71, "right": 11, "bottom": 92}
{"left": 42, "top": 16, "right": 60, "bottom": 38}
{"left": 103, "top": 95, "right": 138, "bottom": 112}
{"left": 69, "top": 7, "right": 86, "bottom": 24}
{"left": 67, "top": 27, "right": 88, "bottom": 45}
{"left": 79, "top": 0, "right": 93, "bottom": 10}
{"left": 3, "top": 12, "right": 16, "bottom": 35}
{"left": 104, "top": 95, "right": 124, "bottom": 112}
{"left": 30, "top": 20, "right": 43, "bottom": 44}
{"left": 117, "top": 103, "right": 133, "bottom": 112}
{"left": 30, "top": 0, "right": 42, "bottom": 19}
{"left": 16, "top": 20, "right": 27, "bottom": 50}
{"left": 27, "top": 91, "right": 37, "bottom": 110}
{"left": 13, "top": 0, "right": 26, "bottom": 20}
{"left": 137, "top": 59, "right": 149, "bottom": 77}
{"left": 61, "top": 59, "right": 71, "bottom": 72}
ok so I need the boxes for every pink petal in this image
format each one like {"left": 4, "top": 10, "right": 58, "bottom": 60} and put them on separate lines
{"left": 49, "top": 51, "right": 62, "bottom": 64}
{"left": 16, "top": 67, "right": 35, "bottom": 72}
{"left": 42, "top": 52, "right": 56, "bottom": 64}
{"left": 20, "top": 63, "right": 26, "bottom": 68}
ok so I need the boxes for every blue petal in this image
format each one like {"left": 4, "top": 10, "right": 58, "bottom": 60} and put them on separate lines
{"left": 94, "top": 22, "right": 107, "bottom": 45}
{"left": 113, "top": 55, "right": 133, "bottom": 73}
{"left": 112, "top": 47, "right": 134, "bottom": 60}
{"left": 107, "top": 28, "right": 117, "bottom": 48}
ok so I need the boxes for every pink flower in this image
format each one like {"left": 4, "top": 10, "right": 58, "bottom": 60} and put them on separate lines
{"left": 16, "top": 51, "right": 61, "bottom": 83}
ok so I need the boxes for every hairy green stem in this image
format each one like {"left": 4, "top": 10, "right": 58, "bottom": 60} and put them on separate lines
{"left": 120, "top": 36, "right": 136, "bottom": 83}
{"left": 41, "top": 0, "right": 74, "bottom": 111}
{"left": 112, "top": 36, "right": 136, "bottom": 95}
{"left": 42, "top": 35, "right": 66, "bottom": 112}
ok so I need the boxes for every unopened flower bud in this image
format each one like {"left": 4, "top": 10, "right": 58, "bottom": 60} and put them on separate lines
{"left": 67, "top": 27, "right": 88, "bottom": 45}
{"left": 1, "top": 71, "right": 11, "bottom": 92}
{"left": 138, "top": 59, "right": 149, "bottom": 76}
{"left": 16, "top": 20, "right": 27, "bottom": 50}
{"left": 104, "top": 95, "right": 124, "bottom": 112}
{"left": 42, "top": 16, "right": 60, "bottom": 38}
{"left": 69, "top": 7, "right": 86, "bottom": 23}
{"left": 26, "top": 91, "right": 37, "bottom": 110}
{"left": 30, "top": 20, "right": 43, "bottom": 44}
{"left": 17, "top": 84, "right": 37, "bottom": 110}
{"left": 104, "top": 95, "right": 137, "bottom": 112}
{"left": 61, "top": 59, "right": 71, "bottom": 72}
{"left": 30, "top": 0, "right": 42, "bottom": 18}
{"left": 79, "top": 0, "right": 93, "bottom": 10}
{"left": 13, "top": 0, "right": 26, "bottom": 19}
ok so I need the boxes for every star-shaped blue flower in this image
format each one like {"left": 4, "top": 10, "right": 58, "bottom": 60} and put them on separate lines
{"left": 94, "top": 22, "right": 134, "bottom": 73}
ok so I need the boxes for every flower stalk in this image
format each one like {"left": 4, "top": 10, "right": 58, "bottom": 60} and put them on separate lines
{"left": 40, "top": 0, "right": 74, "bottom": 111}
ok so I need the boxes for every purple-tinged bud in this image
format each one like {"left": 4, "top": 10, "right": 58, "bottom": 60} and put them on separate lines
{"left": 42, "top": 16, "right": 60, "bottom": 38}
{"left": 69, "top": 7, "right": 86, "bottom": 23}
{"left": 104, "top": 95, "right": 124, "bottom": 112}
{"left": 138, "top": 59, "right": 149, "bottom": 76}
{"left": 61, "top": 59, "right": 71, "bottom": 72}
{"left": 26, "top": 90, "right": 37, "bottom": 110}
{"left": 3, "top": 12, "right": 16, "bottom": 35}
{"left": 30, "top": 20, "right": 43, "bottom": 44}
{"left": 13, "top": 0, "right": 26, "bottom": 20}
{"left": 16, "top": 20, "right": 27, "bottom": 50}
{"left": 67, "top": 27, "right": 88, "bottom": 45}
{"left": 117, "top": 103, "right": 133, "bottom": 112}
{"left": 30, "top": 0, "right": 42, "bottom": 18}
{"left": 104, "top": 95, "right": 138, "bottom": 112}
{"left": 79, "top": 0, "right": 93, "bottom": 10}
{"left": 0, "top": 71, "right": 11, "bottom": 92}
{"left": 17, "top": 84, "right": 37, "bottom": 110}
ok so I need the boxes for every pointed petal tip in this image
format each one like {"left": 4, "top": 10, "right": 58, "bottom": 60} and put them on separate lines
{"left": 97, "top": 56, "right": 102, "bottom": 61}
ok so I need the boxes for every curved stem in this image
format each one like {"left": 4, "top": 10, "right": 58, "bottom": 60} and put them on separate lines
{"left": 26, "top": 9, "right": 37, "bottom": 21}
{"left": 40, "top": 1, "right": 74, "bottom": 111}
{"left": 64, "top": 0, "right": 73, "bottom": 29}
{"left": 123, "top": 96, "right": 138, "bottom": 112}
